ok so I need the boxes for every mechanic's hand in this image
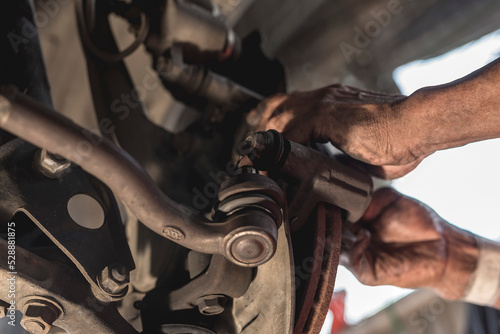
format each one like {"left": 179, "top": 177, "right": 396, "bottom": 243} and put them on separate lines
{"left": 341, "top": 187, "right": 479, "bottom": 300}
{"left": 247, "top": 84, "right": 425, "bottom": 179}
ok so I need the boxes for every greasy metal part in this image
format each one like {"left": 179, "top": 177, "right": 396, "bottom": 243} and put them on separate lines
{"left": 227, "top": 230, "right": 272, "bottom": 266}
{"left": 20, "top": 299, "right": 62, "bottom": 334}
{"left": 215, "top": 171, "right": 284, "bottom": 267}
{"left": 294, "top": 204, "right": 342, "bottom": 334}
{"left": 283, "top": 141, "right": 372, "bottom": 225}
{"left": 168, "top": 255, "right": 252, "bottom": 312}
{"left": 222, "top": 210, "right": 279, "bottom": 267}
{"left": 239, "top": 130, "right": 289, "bottom": 171}
{"left": 0, "top": 239, "right": 139, "bottom": 333}
{"left": 79, "top": 3, "right": 251, "bottom": 214}
{"left": 151, "top": 171, "right": 282, "bottom": 328}
{"left": 158, "top": 324, "right": 216, "bottom": 333}
{"left": 76, "top": 0, "right": 150, "bottom": 63}
{"left": 97, "top": 264, "right": 130, "bottom": 298}
{"left": 34, "top": 149, "right": 72, "bottom": 179}
{"left": 284, "top": 141, "right": 372, "bottom": 226}
{"left": 196, "top": 296, "right": 225, "bottom": 315}
{"left": 243, "top": 130, "right": 366, "bottom": 333}
{"left": 146, "top": 0, "right": 240, "bottom": 60}
{"left": 228, "top": 222, "right": 295, "bottom": 333}
{"left": 0, "top": 87, "right": 278, "bottom": 267}
{"left": 0, "top": 139, "right": 135, "bottom": 302}
{"left": 246, "top": 130, "right": 373, "bottom": 226}
{"left": 78, "top": 4, "right": 178, "bottom": 189}
{"left": 156, "top": 52, "right": 262, "bottom": 109}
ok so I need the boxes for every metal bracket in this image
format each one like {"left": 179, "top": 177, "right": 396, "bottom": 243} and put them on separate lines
{"left": 0, "top": 238, "right": 138, "bottom": 333}
{"left": 0, "top": 139, "right": 135, "bottom": 302}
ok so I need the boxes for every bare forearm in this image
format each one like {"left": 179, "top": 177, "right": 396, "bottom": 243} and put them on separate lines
{"left": 434, "top": 227, "right": 500, "bottom": 310}
{"left": 403, "top": 57, "right": 500, "bottom": 156}
{"left": 435, "top": 224, "right": 479, "bottom": 301}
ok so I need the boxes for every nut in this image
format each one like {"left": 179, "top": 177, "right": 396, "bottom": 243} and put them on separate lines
{"left": 35, "top": 149, "right": 71, "bottom": 179}
{"left": 21, "top": 300, "right": 61, "bottom": 334}
{"left": 97, "top": 264, "right": 130, "bottom": 296}
{"left": 196, "top": 296, "right": 225, "bottom": 316}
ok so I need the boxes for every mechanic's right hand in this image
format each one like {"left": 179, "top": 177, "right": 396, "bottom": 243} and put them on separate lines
{"left": 341, "top": 187, "right": 479, "bottom": 300}
{"left": 247, "top": 84, "right": 426, "bottom": 179}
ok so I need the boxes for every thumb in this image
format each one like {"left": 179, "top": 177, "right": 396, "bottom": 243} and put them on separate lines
{"left": 361, "top": 187, "right": 402, "bottom": 222}
{"left": 340, "top": 228, "right": 371, "bottom": 268}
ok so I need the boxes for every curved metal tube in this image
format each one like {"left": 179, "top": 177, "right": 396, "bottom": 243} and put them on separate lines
{"left": 0, "top": 86, "right": 227, "bottom": 254}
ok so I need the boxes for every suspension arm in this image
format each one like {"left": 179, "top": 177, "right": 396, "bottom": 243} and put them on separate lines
{"left": 0, "top": 86, "right": 280, "bottom": 267}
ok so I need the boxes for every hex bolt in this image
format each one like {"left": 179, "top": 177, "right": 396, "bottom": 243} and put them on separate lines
{"left": 97, "top": 264, "right": 130, "bottom": 296}
{"left": 34, "top": 149, "right": 71, "bottom": 179}
{"left": 20, "top": 300, "right": 61, "bottom": 334}
{"left": 111, "top": 265, "right": 128, "bottom": 282}
{"left": 235, "top": 165, "right": 257, "bottom": 175}
{"left": 196, "top": 296, "right": 225, "bottom": 316}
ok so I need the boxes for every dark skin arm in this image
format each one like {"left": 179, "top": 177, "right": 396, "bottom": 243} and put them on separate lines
{"left": 250, "top": 57, "right": 500, "bottom": 179}
{"left": 341, "top": 188, "right": 479, "bottom": 301}
{"left": 250, "top": 57, "right": 500, "bottom": 304}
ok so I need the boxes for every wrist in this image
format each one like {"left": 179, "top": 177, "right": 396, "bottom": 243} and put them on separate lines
{"left": 367, "top": 98, "right": 418, "bottom": 165}
{"left": 433, "top": 224, "right": 479, "bottom": 300}
{"left": 397, "top": 88, "right": 439, "bottom": 159}
{"left": 461, "top": 236, "right": 500, "bottom": 306}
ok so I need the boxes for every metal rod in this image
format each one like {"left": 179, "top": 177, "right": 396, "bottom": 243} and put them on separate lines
{"left": 0, "top": 86, "right": 226, "bottom": 255}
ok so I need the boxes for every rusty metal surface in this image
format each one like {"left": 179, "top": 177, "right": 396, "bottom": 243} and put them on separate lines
{"left": 241, "top": 130, "right": 371, "bottom": 333}
{"left": 0, "top": 1, "right": 394, "bottom": 332}
{"left": 168, "top": 255, "right": 253, "bottom": 312}
{"left": 245, "top": 130, "right": 373, "bottom": 226}
{"left": 283, "top": 141, "right": 372, "bottom": 226}
{"left": 0, "top": 238, "right": 138, "bottom": 334}
{"left": 293, "top": 203, "right": 328, "bottom": 334}
{"left": 0, "top": 88, "right": 282, "bottom": 268}
{"left": 230, "top": 222, "right": 295, "bottom": 333}
{"left": 0, "top": 139, "right": 134, "bottom": 302}
{"left": 292, "top": 203, "right": 343, "bottom": 334}
{"left": 296, "top": 204, "right": 342, "bottom": 334}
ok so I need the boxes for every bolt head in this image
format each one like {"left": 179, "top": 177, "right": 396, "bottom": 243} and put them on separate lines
{"left": 21, "top": 301, "right": 61, "bottom": 334}
{"left": 196, "top": 296, "right": 225, "bottom": 316}
{"left": 22, "top": 319, "right": 48, "bottom": 334}
{"left": 111, "top": 265, "right": 128, "bottom": 282}
{"left": 98, "top": 265, "right": 130, "bottom": 296}
{"left": 35, "top": 149, "right": 71, "bottom": 179}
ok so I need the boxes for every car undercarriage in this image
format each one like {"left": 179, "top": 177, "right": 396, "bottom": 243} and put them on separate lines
{"left": 0, "top": 0, "right": 499, "bottom": 333}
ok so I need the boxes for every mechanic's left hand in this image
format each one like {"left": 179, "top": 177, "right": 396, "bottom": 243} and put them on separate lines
{"left": 341, "top": 187, "right": 479, "bottom": 300}
{"left": 247, "top": 85, "right": 426, "bottom": 179}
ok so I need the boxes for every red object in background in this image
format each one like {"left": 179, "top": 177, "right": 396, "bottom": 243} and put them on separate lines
{"left": 330, "top": 290, "right": 348, "bottom": 333}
